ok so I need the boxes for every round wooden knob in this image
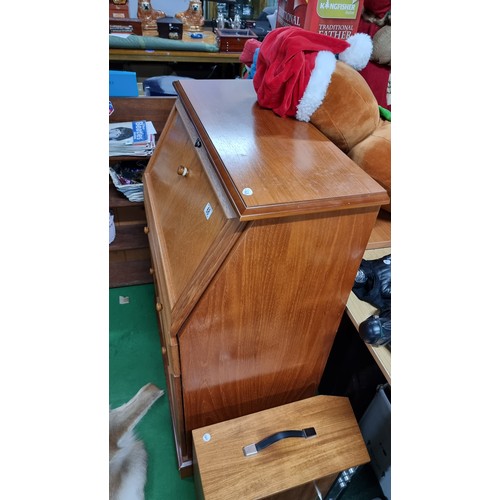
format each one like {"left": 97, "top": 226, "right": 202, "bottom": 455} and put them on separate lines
{"left": 149, "top": 267, "right": 154, "bottom": 275}
{"left": 144, "top": 226, "right": 149, "bottom": 234}
{"left": 162, "top": 346, "right": 167, "bottom": 355}
{"left": 177, "top": 165, "right": 189, "bottom": 177}
{"left": 156, "top": 302, "right": 163, "bottom": 312}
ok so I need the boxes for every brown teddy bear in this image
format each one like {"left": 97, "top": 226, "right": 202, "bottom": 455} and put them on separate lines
{"left": 252, "top": 26, "right": 391, "bottom": 212}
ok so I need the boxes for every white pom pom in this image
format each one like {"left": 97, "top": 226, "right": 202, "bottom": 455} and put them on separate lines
{"left": 338, "top": 33, "right": 373, "bottom": 70}
{"left": 296, "top": 51, "right": 337, "bottom": 122}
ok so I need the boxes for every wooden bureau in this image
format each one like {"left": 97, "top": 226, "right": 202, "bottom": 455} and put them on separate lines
{"left": 143, "top": 79, "right": 389, "bottom": 476}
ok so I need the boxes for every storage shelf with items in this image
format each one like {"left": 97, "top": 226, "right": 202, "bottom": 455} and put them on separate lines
{"left": 203, "top": 0, "right": 270, "bottom": 26}
{"left": 109, "top": 96, "right": 175, "bottom": 288}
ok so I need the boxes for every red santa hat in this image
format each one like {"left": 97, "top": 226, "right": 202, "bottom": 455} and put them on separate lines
{"left": 253, "top": 26, "right": 372, "bottom": 121}
{"left": 240, "top": 38, "right": 262, "bottom": 66}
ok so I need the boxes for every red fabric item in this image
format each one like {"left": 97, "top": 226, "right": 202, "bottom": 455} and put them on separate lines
{"left": 363, "top": 0, "right": 390, "bottom": 18}
{"left": 253, "top": 26, "right": 350, "bottom": 118}
{"left": 239, "top": 38, "right": 262, "bottom": 65}
{"left": 357, "top": 18, "right": 381, "bottom": 38}
{"left": 359, "top": 61, "right": 391, "bottom": 110}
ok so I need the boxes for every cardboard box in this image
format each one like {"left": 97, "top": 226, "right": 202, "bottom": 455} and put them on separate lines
{"left": 157, "top": 17, "right": 184, "bottom": 40}
{"left": 109, "top": 70, "right": 138, "bottom": 97}
{"left": 277, "top": 0, "right": 364, "bottom": 40}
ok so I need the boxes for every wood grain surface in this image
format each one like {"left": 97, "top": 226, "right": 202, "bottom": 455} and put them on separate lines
{"left": 175, "top": 79, "right": 389, "bottom": 220}
{"left": 192, "top": 395, "right": 370, "bottom": 499}
{"left": 143, "top": 80, "right": 387, "bottom": 473}
{"left": 346, "top": 247, "right": 392, "bottom": 384}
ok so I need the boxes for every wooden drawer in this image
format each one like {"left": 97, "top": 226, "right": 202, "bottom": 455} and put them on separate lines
{"left": 163, "top": 335, "right": 181, "bottom": 377}
{"left": 149, "top": 262, "right": 181, "bottom": 377}
{"left": 144, "top": 191, "right": 172, "bottom": 341}
{"left": 166, "top": 366, "right": 191, "bottom": 474}
{"left": 144, "top": 104, "right": 242, "bottom": 336}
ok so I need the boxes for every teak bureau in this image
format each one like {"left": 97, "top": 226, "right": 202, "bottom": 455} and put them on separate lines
{"left": 143, "top": 79, "right": 389, "bottom": 476}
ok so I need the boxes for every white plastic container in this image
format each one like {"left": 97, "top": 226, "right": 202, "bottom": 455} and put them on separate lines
{"left": 109, "top": 212, "right": 116, "bottom": 244}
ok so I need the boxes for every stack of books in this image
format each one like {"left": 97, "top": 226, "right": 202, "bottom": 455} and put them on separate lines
{"left": 109, "top": 120, "right": 157, "bottom": 156}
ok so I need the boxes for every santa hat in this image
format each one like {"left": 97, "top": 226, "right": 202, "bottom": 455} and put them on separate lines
{"left": 253, "top": 26, "right": 372, "bottom": 121}
{"left": 240, "top": 38, "right": 262, "bottom": 66}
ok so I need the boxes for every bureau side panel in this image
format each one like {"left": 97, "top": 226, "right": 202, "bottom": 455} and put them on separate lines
{"left": 179, "top": 207, "right": 379, "bottom": 443}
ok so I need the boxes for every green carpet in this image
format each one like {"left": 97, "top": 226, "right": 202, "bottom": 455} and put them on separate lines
{"left": 109, "top": 284, "right": 385, "bottom": 500}
{"left": 109, "top": 284, "right": 196, "bottom": 499}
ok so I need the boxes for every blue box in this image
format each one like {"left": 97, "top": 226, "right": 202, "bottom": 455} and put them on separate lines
{"left": 109, "top": 70, "right": 138, "bottom": 97}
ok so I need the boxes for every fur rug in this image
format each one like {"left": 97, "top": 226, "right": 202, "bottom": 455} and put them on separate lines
{"left": 109, "top": 383, "right": 164, "bottom": 500}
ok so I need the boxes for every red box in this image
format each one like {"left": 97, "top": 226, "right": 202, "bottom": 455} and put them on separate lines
{"left": 277, "top": 0, "right": 364, "bottom": 40}
{"left": 215, "top": 28, "right": 258, "bottom": 53}
{"left": 109, "top": 17, "right": 142, "bottom": 35}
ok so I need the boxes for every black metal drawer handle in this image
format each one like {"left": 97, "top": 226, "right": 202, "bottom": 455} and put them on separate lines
{"left": 243, "top": 427, "right": 317, "bottom": 457}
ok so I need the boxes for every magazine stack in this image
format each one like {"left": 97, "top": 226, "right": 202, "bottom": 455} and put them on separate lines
{"left": 109, "top": 120, "right": 157, "bottom": 156}
{"left": 109, "top": 161, "right": 147, "bottom": 202}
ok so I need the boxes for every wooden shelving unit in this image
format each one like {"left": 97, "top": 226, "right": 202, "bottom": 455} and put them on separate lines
{"left": 109, "top": 96, "right": 175, "bottom": 288}
{"left": 367, "top": 209, "right": 391, "bottom": 249}
{"left": 345, "top": 242, "right": 391, "bottom": 385}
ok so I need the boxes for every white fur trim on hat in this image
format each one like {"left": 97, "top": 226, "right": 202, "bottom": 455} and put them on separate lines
{"left": 296, "top": 51, "right": 336, "bottom": 122}
{"left": 338, "top": 33, "right": 373, "bottom": 71}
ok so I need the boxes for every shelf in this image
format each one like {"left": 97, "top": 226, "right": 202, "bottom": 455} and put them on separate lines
{"left": 367, "top": 210, "right": 390, "bottom": 249}
{"left": 345, "top": 247, "right": 391, "bottom": 385}
{"left": 109, "top": 259, "right": 153, "bottom": 288}
{"left": 109, "top": 182, "right": 143, "bottom": 209}
{"left": 109, "top": 155, "right": 151, "bottom": 162}
{"left": 109, "top": 223, "right": 149, "bottom": 252}
{"left": 108, "top": 96, "right": 175, "bottom": 290}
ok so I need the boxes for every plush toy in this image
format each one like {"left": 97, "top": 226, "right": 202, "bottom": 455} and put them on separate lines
{"left": 358, "top": 2, "right": 391, "bottom": 109}
{"left": 371, "top": 24, "right": 390, "bottom": 65}
{"left": 252, "top": 26, "right": 391, "bottom": 212}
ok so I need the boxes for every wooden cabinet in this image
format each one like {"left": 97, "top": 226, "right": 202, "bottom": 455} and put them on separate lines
{"left": 143, "top": 79, "right": 389, "bottom": 475}
{"left": 109, "top": 96, "right": 175, "bottom": 288}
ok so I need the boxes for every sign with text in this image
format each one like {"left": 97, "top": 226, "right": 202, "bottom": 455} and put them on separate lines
{"left": 277, "top": 0, "right": 364, "bottom": 40}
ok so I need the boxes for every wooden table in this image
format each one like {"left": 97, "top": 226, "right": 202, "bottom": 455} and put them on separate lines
{"left": 345, "top": 218, "right": 391, "bottom": 384}
{"left": 109, "top": 29, "right": 243, "bottom": 65}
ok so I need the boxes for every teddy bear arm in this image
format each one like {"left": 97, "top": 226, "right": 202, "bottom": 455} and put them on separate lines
{"left": 310, "top": 62, "right": 380, "bottom": 152}
{"left": 348, "top": 120, "right": 391, "bottom": 212}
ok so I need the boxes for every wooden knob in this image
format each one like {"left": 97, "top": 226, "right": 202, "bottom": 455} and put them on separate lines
{"left": 144, "top": 226, "right": 149, "bottom": 234}
{"left": 162, "top": 346, "right": 167, "bottom": 355}
{"left": 177, "top": 165, "right": 189, "bottom": 176}
{"left": 149, "top": 267, "right": 154, "bottom": 275}
{"left": 156, "top": 302, "right": 163, "bottom": 312}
